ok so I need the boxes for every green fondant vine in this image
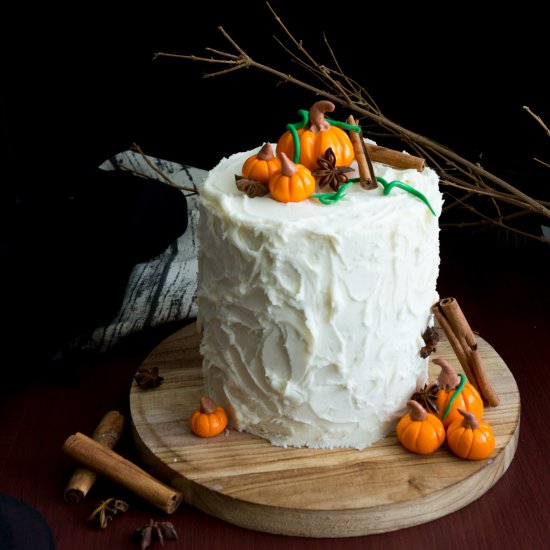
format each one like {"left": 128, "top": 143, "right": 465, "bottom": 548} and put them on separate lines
{"left": 311, "top": 182, "right": 354, "bottom": 205}
{"left": 376, "top": 177, "right": 436, "bottom": 216}
{"left": 441, "top": 373, "right": 467, "bottom": 420}
{"left": 285, "top": 108, "right": 436, "bottom": 215}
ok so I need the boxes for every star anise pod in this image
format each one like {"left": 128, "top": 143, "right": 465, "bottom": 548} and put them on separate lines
{"left": 420, "top": 326, "right": 440, "bottom": 358}
{"left": 410, "top": 383, "right": 439, "bottom": 415}
{"left": 134, "top": 367, "right": 164, "bottom": 389}
{"left": 312, "top": 147, "right": 354, "bottom": 192}
{"left": 133, "top": 519, "right": 178, "bottom": 549}
{"left": 235, "top": 175, "right": 269, "bottom": 198}
{"left": 87, "top": 498, "right": 129, "bottom": 529}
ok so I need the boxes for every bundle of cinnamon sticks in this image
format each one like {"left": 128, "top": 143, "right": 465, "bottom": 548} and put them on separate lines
{"left": 63, "top": 410, "right": 182, "bottom": 514}
{"left": 432, "top": 298, "right": 500, "bottom": 407}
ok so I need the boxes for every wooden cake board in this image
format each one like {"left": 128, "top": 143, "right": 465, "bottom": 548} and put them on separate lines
{"left": 130, "top": 322, "right": 520, "bottom": 538}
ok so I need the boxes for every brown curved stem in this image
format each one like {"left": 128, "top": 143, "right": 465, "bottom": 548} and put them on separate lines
{"left": 200, "top": 396, "right": 217, "bottom": 414}
{"left": 458, "top": 408, "right": 480, "bottom": 429}
{"left": 407, "top": 400, "right": 427, "bottom": 421}
{"left": 308, "top": 100, "right": 334, "bottom": 133}
{"left": 279, "top": 152, "right": 298, "bottom": 176}
{"left": 432, "top": 357, "right": 461, "bottom": 392}
{"left": 257, "top": 142, "right": 275, "bottom": 161}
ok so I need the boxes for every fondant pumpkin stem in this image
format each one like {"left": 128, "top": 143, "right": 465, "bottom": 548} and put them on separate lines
{"left": 407, "top": 400, "right": 427, "bottom": 421}
{"left": 433, "top": 357, "right": 461, "bottom": 391}
{"left": 257, "top": 142, "right": 275, "bottom": 161}
{"left": 279, "top": 152, "right": 298, "bottom": 177}
{"left": 308, "top": 100, "right": 334, "bottom": 133}
{"left": 458, "top": 408, "right": 480, "bottom": 429}
{"left": 200, "top": 396, "right": 217, "bottom": 414}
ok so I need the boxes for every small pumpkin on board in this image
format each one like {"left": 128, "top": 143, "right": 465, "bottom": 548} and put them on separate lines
{"left": 396, "top": 400, "right": 446, "bottom": 455}
{"left": 268, "top": 153, "right": 316, "bottom": 203}
{"left": 432, "top": 358, "right": 484, "bottom": 428}
{"left": 276, "top": 100, "right": 355, "bottom": 171}
{"left": 241, "top": 142, "right": 282, "bottom": 183}
{"left": 447, "top": 409, "right": 495, "bottom": 460}
{"left": 190, "top": 396, "right": 228, "bottom": 438}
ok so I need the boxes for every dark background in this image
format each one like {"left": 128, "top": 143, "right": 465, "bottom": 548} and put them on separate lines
{"left": 1, "top": 2, "right": 549, "bottom": 363}
{"left": 2, "top": 2, "right": 549, "bottom": 178}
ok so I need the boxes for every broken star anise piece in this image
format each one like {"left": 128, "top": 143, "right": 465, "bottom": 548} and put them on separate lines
{"left": 235, "top": 175, "right": 270, "bottom": 198}
{"left": 134, "top": 367, "right": 164, "bottom": 389}
{"left": 312, "top": 147, "right": 354, "bottom": 192}
{"left": 420, "top": 326, "right": 440, "bottom": 358}
{"left": 133, "top": 519, "right": 178, "bottom": 549}
{"left": 87, "top": 498, "right": 129, "bottom": 529}
{"left": 410, "top": 383, "right": 439, "bottom": 415}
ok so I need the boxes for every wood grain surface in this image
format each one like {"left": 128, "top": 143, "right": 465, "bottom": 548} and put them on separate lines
{"left": 130, "top": 322, "right": 520, "bottom": 537}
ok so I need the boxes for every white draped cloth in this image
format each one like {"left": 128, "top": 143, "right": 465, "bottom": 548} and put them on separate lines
{"left": 75, "top": 150, "right": 206, "bottom": 353}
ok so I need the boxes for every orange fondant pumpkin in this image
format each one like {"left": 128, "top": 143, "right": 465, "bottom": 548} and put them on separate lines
{"left": 268, "top": 152, "right": 315, "bottom": 203}
{"left": 432, "top": 358, "right": 484, "bottom": 428}
{"left": 436, "top": 381, "right": 483, "bottom": 428}
{"left": 447, "top": 409, "right": 495, "bottom": 460}
{"left": 396, "top": 400, "right": 446, "bottom": 455}
{"left": 241, "top": 142, "right": 281, "bottom": 183}
{"left": 190, "top": 396, "right": 228, "bottom": 438}
{"left": 277, "top": 100, "right": 354, "bottom": 171}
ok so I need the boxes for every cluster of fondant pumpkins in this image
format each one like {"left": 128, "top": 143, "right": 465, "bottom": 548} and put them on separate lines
{"left": 397, "top": 358, "right": 495, "bottom": 460}
{"left": 240, "top": 100, "right": 354, "bottom": 203}
{"left": 188, "top": 357, "right": 495, "bottom": 461}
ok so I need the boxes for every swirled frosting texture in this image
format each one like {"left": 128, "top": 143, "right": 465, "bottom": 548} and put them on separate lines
{"left": 197, "top": 146, "right": 442, "bottom": 449}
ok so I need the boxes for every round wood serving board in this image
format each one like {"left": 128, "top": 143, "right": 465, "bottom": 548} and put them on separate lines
{"left": 130, "top": 323, "right": 520, "bottom": 538}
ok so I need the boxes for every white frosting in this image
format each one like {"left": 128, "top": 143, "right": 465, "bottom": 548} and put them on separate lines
{"left": 197, "top": 145, "right": 442, "bottom": 449}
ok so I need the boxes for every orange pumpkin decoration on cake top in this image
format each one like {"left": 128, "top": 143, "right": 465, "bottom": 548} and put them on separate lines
{"left": 276, "top": 100, "right": 354, "bottom": 171}
{"left": 268, "top": 153, "right": 315, "bottom": 203}
{"left": 241, "top": 142, "right": 281, "bottom": 183}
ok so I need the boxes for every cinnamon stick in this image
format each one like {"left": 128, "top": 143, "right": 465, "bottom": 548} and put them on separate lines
{"left": 62, "top": 432, "right": 183, "bottom": 514}
{"left": 365, "top": 144, "right": 426, "bottom": 172}
{"left": 64, "top": 411, "right": 125, "bottom": 504}
{"left": 439, "top": 298, "right": 478, "bottom": 350}
{"left": 431, "top": 305, "right": 475, "bottom": 384}
{"left": 347, "top": 115, "right": 376, "bottom": 189}
{"left": 439, "top": 297, "right": 500, "bottom": 406}
{"left": 434, "top": 298, "right": 500, "bottom": 406}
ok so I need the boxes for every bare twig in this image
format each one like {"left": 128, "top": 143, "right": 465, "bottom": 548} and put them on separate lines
{"left": 523, "top": 105, "right": 550, "bottom": 138}
{"left": 523, "top": 106, "right": 550, "bottom": 178}
{"left": 130, "top": 143, "right": 198, "bottom": 195}
{"left": 535, "top": 157, "right": 550, "bottom": 169}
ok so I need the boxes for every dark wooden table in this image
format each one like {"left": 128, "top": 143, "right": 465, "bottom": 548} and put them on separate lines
{"left": 1, "top": 232, "right": 549, "bottom": 549}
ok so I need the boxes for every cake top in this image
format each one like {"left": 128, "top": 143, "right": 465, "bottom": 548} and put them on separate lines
{"left": 200, "top": 100, "right": 442, "bottom": 227}
{"left": 201, "top": 149, "right": 441, "bottom": 226}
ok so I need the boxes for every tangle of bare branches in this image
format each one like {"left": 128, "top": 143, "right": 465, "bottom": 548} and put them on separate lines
{"left": 155, "top": 3, "right": 549, "bottom": 243}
